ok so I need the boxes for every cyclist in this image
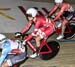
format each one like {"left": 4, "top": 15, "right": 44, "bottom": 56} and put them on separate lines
{"left": 0, "top": 34, "right": 27, "bottom": 67}
{"left": 15, "top": 8, "right": 55, "bottom": 58}
{"left": 48, "top": 0, "right": 74, "bottom": 40}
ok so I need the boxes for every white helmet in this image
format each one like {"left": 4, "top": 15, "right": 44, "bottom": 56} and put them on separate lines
{"left": 26, "top": 8, "right": 38, "bottom": 17}
{"left": 55, "top": 0, "right": 63, "bottom": 4}
{"left": 0, "top": 34, "right": 6, "bottom": 44}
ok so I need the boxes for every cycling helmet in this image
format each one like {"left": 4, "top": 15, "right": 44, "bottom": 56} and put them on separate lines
{"left": 55, "top": 0, "right": 63, "bottom": 4}
{"left": 0, "top": 34, "right": 6, "bottom": 44}
{"left": 26, "top": 8, "right": 38, "bottom": 17}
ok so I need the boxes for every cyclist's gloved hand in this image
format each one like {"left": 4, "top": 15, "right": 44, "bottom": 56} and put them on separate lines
{"left": 15, "top": 32, "right": 22, "bottom": 38}
{"left": 47, "top": 14, "right": 55, "bottom": 19}
{"left": 32, "top": 32, "right": 37, "bottom": 36}
{"left": 22, "top": 40, "right": 26, "bottom": 45}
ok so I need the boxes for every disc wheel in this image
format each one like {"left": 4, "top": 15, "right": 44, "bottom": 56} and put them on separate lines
{"left": 64, "top": 23, "right": 75, "bottom": 39}
{"left": 39, "top": 41, "right": 60, "bottom": 60}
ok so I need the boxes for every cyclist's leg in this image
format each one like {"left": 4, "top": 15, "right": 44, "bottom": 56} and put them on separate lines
{"left": 2, "top": 54, "right": 15, "bottom": 67}
{"left": 35, "top": 27, "right": 49, "bottom": 48}
{"left": 2, "top": 62, "right": 17, "bottom": 67}
{"left": 3, "top": 53, "right": 26, "bottom": 67}
{"left": 30, "top": 26, "right": 54, "bottom": 58}
{"left": 35, "top": 36, "right": 41, "bottom": 47}
{"left": 30, "top": 28, "right": 46, "bottom": 58}
{"left": 2, "top": 61, "right": 9, "bottom": 67}
{"left": 56, "top": 18, "right": 68, "bottom": 40}
{"left": 29, "top": 36, "right": 41, "bottom": 58}
{"left": 30, "top": 34, "right": 42, "bottom": 58}
{"left": 62, "top": 19, "right": 68, "bottom": 34}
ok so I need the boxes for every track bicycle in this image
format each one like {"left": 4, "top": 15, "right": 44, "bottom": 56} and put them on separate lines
{"left": 15, "top": 33, "right": 60, "bottom": 60}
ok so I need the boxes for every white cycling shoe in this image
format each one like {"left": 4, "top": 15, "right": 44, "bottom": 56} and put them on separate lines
{"left": 29, "top": 53, "right": 39, "bottom": 58}
{"left": 56, "top": 34, "right": 64, "bottom": 40}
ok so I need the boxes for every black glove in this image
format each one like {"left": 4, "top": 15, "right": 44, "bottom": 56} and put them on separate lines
{"left": 15, "top": 32, "right": 22, "bottom": 38}
{"left": 47, "top": 15, "right": 55, "bottom": 19}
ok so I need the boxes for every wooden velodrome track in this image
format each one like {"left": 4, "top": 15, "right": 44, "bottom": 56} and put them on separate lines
{"left": 0, "top": 33, "right": 75, "bottom": 67}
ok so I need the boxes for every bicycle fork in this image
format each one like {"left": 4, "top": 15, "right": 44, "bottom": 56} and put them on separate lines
{"left": 27, "top": 41, "right": 36, "bottom": 52}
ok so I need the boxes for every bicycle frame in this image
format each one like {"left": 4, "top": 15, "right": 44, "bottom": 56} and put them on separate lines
{"left": 55, "top": 23, "right": 72, "bottom": 34}
{"left": 26, "top": 39, "right": 52, "bottom": 55}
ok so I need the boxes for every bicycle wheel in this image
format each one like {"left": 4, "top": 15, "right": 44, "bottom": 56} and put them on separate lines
{"left": 64, "top": 23, "right": 75, "bottom": 39}
{"left": 39, "top": 41, "right": 60, "bottom": 60}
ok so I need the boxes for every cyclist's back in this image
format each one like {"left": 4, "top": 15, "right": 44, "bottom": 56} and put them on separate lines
{"left": 0, "top": 34, "right": 26, "bottom": 67}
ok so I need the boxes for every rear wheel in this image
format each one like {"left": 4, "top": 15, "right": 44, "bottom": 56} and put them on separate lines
{"left": 39, "top": 41, "right": 60, "bottom": 60}
{"left": 64, "top": 23, "right": 75, "bottom": 39}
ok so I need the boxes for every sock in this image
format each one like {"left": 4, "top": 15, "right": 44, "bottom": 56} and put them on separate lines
{"left": 36, "top": 47, "right": 40, "bottom": 53}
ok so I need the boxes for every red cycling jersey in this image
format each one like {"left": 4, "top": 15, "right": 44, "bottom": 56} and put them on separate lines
{"left": 21, "top": 15, "right": 54, "bottom": 41}
{"left": 49, "top": 3, "right": 74, "bottom": 22}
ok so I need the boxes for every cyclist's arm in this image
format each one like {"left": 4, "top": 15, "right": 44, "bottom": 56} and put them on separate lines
{"left": 23, "top": 21, "right": 42, "bottom": 41}
{"left": 0, "top": 43, "right": 11, "bottom": 66}
{"left": 48, "top": 5, "right": 58, "bottom": 16}
{"left": 23, "top": 34, "right": 33, "bottom": 41}
{"left": 21, "top": 20, "right": 33, "bottom": 34}
{"left": 53, "top": 6, "right": 65, "bottom": 21}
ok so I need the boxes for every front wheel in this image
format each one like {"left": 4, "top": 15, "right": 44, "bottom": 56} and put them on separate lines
{"left": 39, "top": 41, "right": 60, "bottom": 60}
